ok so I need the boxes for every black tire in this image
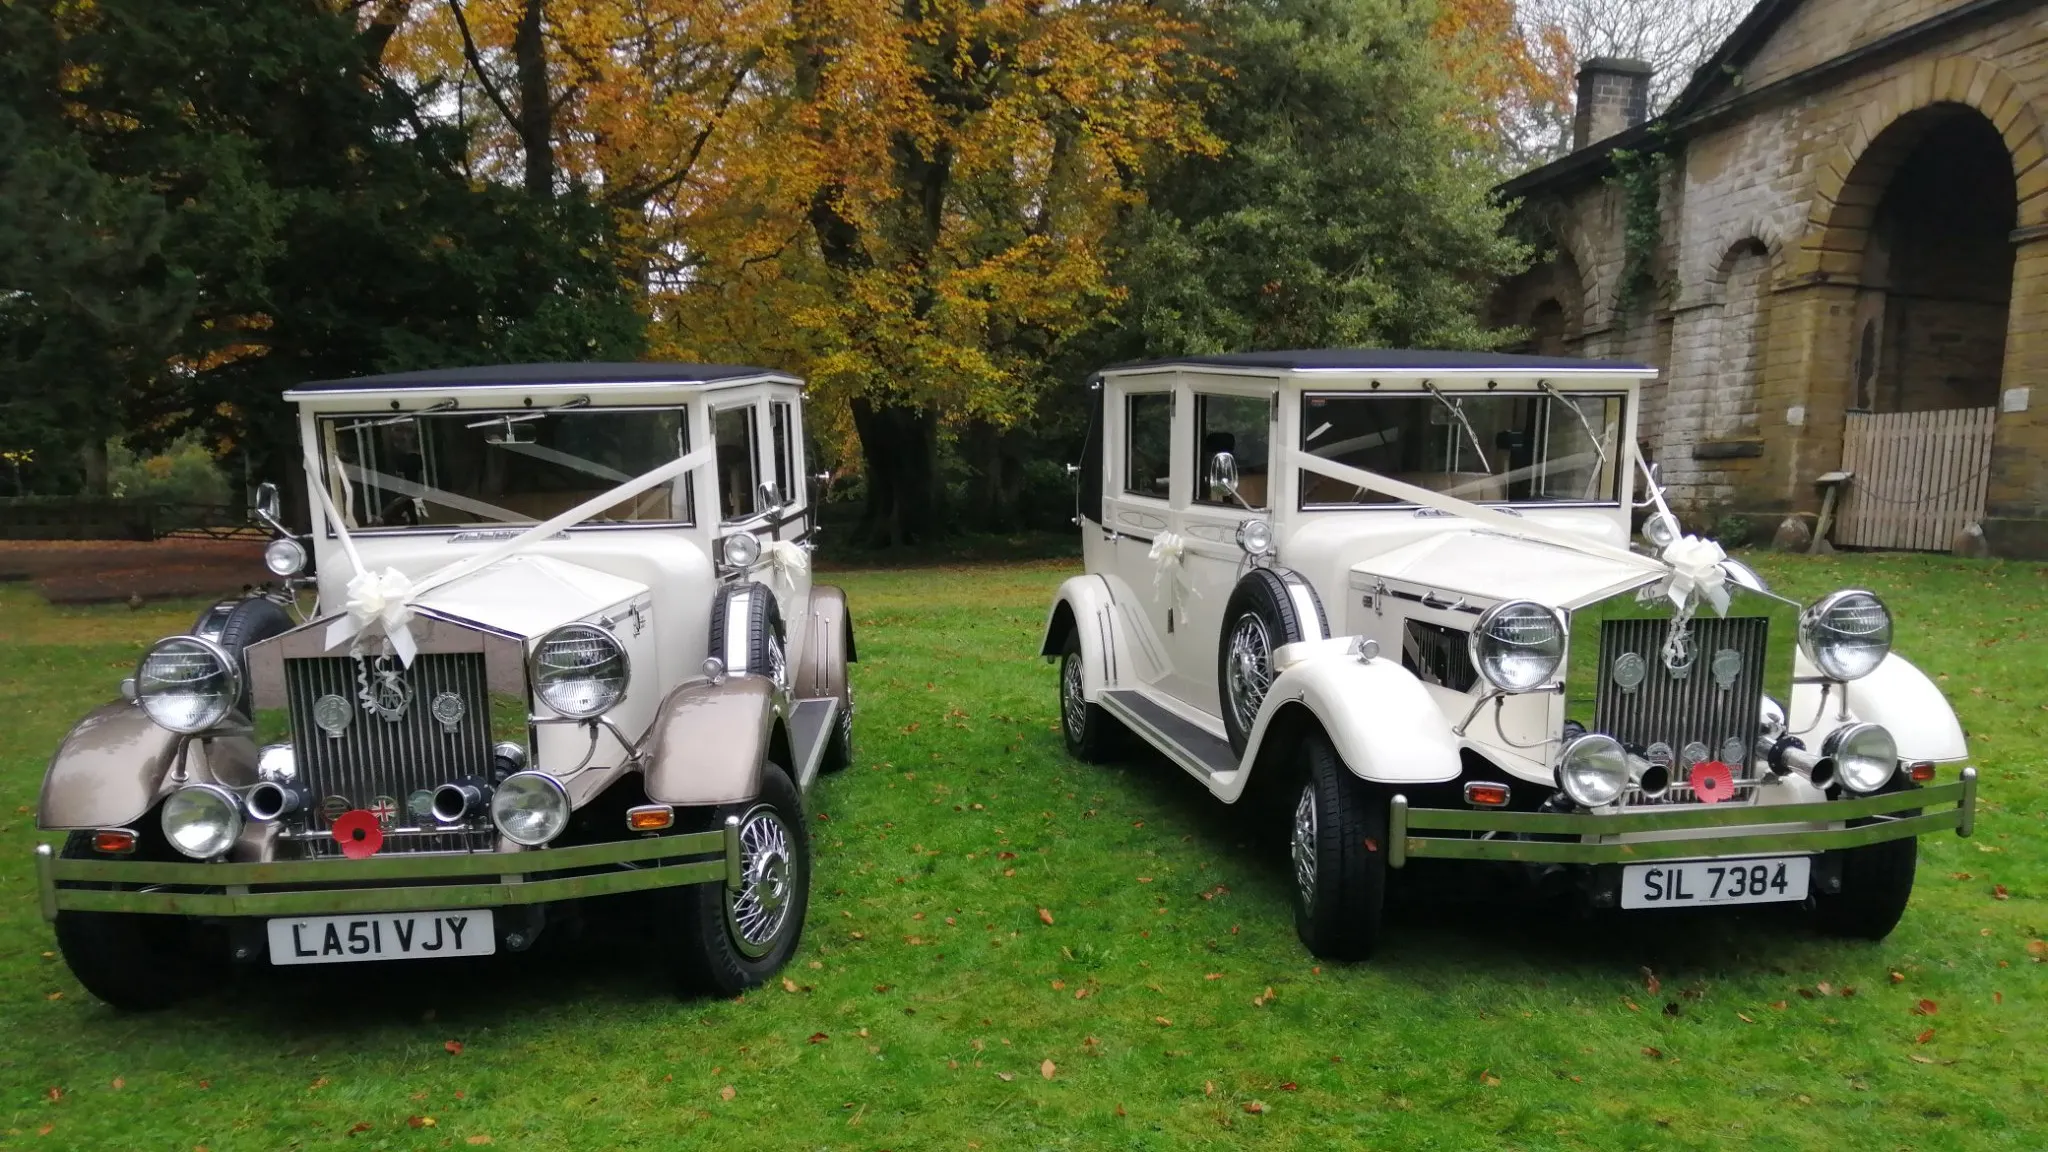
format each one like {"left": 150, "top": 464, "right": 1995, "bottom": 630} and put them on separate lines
{"left": 667, "top": 763, "right": 810, "bottom": 996}
{"left": 1058, "top": 633, "right": 1119, "bottom": 763}
{"left": 818, "top": 689, "right": 855, "bottom": 774}
{"left": 52, "top": 832, "right": 192, "bottom": 1010}
{"left": 1812, "top": 835, "right": 1917, "bottom": 940}
{"left": 708, "top": 583, "right": 786, "bottom": 685}
{"left": 1218, "top": 569, "right": 1328, "bottom": 755}
{"left": 201, "top": 596, "right": 292, "bottom": 717}
{"left": 1289, "top": 732, "right": 1388, "bottom": 961}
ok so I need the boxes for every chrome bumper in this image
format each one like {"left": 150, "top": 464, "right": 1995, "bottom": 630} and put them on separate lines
{"left": 1389, "top": 768, "right": 1976, "bottom": 868}
{"left": 35, "top": 819, "right": 745, "bottom": 920}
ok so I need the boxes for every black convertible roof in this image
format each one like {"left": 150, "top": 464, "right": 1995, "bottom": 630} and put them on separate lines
{"left": 291, "top": 361, "right": 796, "bottom": 392}
{"left": 1104, "top": 349, "right": 1652, "bottom": 374}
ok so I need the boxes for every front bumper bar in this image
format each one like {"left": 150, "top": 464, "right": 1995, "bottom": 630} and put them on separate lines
{"left": 1389, "top": 769, "right": 1976, "bottom": 868}
{"left": 35, "top": 818, "right": 745, "bottom": 920}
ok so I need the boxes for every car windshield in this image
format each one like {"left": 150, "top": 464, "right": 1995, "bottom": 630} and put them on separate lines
{"left": 317, "top": 406, "right": 693, "bottom": 529}
{"left": 1297, "top": 390, "right": 1622, "bottom": 507}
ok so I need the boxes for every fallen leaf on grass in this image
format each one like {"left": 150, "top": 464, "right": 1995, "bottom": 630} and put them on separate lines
{"left": 808, "top": 1033, "right": 829, "bottom": 1044}
{"left": 1994, "top": 991, "right": 2004, "bottom": 1005}
{"left": 782, "top": 978, "right": 800, "bottom": 993}
{"left": 44, "top": 991, "right": 61, "bottom": 1001}
{"left": 1890, "top": 971, "right": 1906, "bottom": 983}
{"left": 1816, "top": 982, "right": 1833, "bottom": 995}
{"left": 45, "top": 1087, "right": 60, "bottom": 1102}
{"left": 1916, "top": 1029, "right": 1935, "bottom": 1044}
{"left": 1479, "top": 1070, "right": 1501, "bottom": 1087}
{"left": 1770, "top": 1000, "right": 1787, "bottom": 1010}
{"left": 1994, "top": 885, "right": 2010, "bottom": 900}
{"left": 36, "top": 1125, "right": 51, "bottom": 1137}
{"left": 1737, "top": 1012, "right": 1755, "bottom": 1023}
{"left": 1281, "top": 1082, "right": 1298, "bottom": 1091}
{"left": 1624, "top": 1000, "right": 1641, "bottom": 1012}
{"left": 1114, "top": 1103, "right": 1126, "bottom": 1117}
{"left": 1204, "top": 1081, "right": 1215, "bottom": 1096}
{"left": 110, "top": 1077, "right": 126, "bottom": 1090}
{"left": 1154, "top": 1016, "right": 1173, "bottom": 1027}
{"left": 1074, "top": 987, "right": 1091, "bottom": 1000}
{"left": 719, "top": 1086, "right": 736, "bottom": 1101}
{"left": 1243, "top": 1101, "right": 1265, "bottom": 1114}
{"left": 997, "top": 1072, "right": 1015, "bottom": 1082}
{"left": 1952, "top": 872, "right": 1973, "bottom": 881}
{"left": 1041, "top": 1059, "right": 1056, "bottom": 1080}
{"left": 1641, "top": 1047, "right": 1662, "bottom": 1059}
{"left": 1913, "top": 999, "right": 1939, "bottom": 1016}
{"left": 407, "top": 1116, "right": 435, "bottom": 1129}
{"left": 2028, "top": 939, "right": 2048, "bottom": 958}
{"left": 346, "top": 1122, "right": 371, "bottom": 1135}
{"left": 1253, "top": 987, "right": 1276, "bottom": 1008}
{"left": 1039, "top": 908, "right": 1055, "bottom": 926}
{"left": 1641, "top": 967, "right": 1660, "bottom": 995}
{"left": 444, "top": 1041, "right": 463, "bottom": 1055}
{"left": 1205, "top": 973, "right": 1223, "bottom": 981}
{"left": 465, "top": 1137, "right": 492, "bottom": 1146}
{"left": 1797, "top": 988, "right": 1817, "bottom": 999}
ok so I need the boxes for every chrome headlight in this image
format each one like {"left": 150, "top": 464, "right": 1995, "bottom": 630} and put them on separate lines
{"left": 1800, "top": 589, "right": 1892, "bottom": 680}
{"left": 721, "top": 532, "right": 763, "bottom": 569}
{"left": 161, "top": 783, "right": 243, "bottom": 859}
{"left": 1557, "top": 733, "right": 1629, "bottom": 808}
{"left": 1827, "top": 722, "right": 1898, "bottom": 794}
{"left": 530, "top": 623, "right": 629, "bottom": 718}
{"left": 491, "top": 771, "right": 570, "bottom": 846}
{"left": 263, "top": 537, "right": 307, "bottom": 576}
{"left": 1469, "top": 601, "right": 1566, "bottom": 692}
{"left": 134, "top": 636, "right": 241, "bottom": 733}
{"left": 1235, "top": 518, "right": 1274, "bottom": 557}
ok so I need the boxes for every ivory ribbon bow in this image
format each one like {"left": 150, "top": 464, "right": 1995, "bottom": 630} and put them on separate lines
{"left": 1149, "top": 531, "right": 1198, "bottom": 616}
{"left": 1659, "top": 534, "right": 1732, "bottom": 618}
{"left": 310, "top": 441, "right": 715, "bottom": 664}
{"left": 762, "top": 539, "right": 810, "bottom": 593}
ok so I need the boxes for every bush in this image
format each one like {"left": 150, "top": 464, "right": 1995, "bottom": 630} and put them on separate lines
{"left": 107, "top": 434, "right": 231, "bottom": 508}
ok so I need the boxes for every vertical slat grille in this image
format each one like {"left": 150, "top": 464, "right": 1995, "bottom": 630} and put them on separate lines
{"left": 285, "top": 654, "right": 495, "bottom": 853}
{"left": 1594, "top": 616, "right": 1768, "bottom": 806}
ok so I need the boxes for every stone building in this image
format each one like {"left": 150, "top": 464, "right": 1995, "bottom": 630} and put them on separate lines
{"left": 1493, "top": 0, "right": 2048, "bottom": 556}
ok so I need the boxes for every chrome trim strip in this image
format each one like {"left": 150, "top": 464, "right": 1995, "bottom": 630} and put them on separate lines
{"left": 34, "top": 843, "right": 56, "bottom": 922}
{"left": 1388, "top": 796, "right": 1409, "bottom": 869}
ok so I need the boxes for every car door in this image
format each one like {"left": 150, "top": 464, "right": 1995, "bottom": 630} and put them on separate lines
{"left": 1099, "top": 382, "right": 1180, "bottom": 689}
{"left": 1165, "top": 385, "right": 1278, "bottom": 716}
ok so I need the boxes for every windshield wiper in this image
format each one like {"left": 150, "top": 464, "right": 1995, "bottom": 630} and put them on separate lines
{"left": 333, "top": 398, "right": 456, "bottom": 434}
{"left": 1539, "top": 382, "right": 1611, "bottom": 471}
{"left": 1422, "top": 383, "right": 1493, "bottom": 475}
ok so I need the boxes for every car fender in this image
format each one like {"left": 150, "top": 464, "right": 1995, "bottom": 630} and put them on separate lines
{"left": 640, "top": 675, "right": 781, "bottom": 806}
{"left": 38, "top": 702, "right": 258, "bottom": 830}
{"left": 1040, "top": 574, "right": 1125, "bottom": 698}
{"left": 1790, "top": 651, "right": 1967, "bottom": 762}
{"left": 1234, "top": 641, "right": 1463, "bottom": 796}
{"left": 790, "top": 583, "right": 855, "bottom": 704}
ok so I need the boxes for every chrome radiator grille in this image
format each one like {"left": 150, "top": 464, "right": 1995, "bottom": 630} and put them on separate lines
{"left": 285, "top": 654, "right": 495, "bottom": 853}
{"left": 1593, "top": 616, "right": 1769, "bottom": 806}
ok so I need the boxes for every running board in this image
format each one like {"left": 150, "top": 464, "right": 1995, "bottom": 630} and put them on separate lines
{"left": 789, "top": 696, "right": 839, "bottom": 789}
{"left": 1099, "top": 691, "right": 1239, "bottom": 780}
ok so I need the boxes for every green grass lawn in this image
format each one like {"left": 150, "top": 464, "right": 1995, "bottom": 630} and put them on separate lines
{"left": 1, "top": 552, "right": 2043, "bottom": 1150}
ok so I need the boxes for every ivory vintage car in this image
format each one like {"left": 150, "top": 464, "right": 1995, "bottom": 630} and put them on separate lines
{"left": 1043, "top": 350, "right": 1978, "bottom": 959}
{"left": 36, "top": 362, "right": 855, "bottom": 1007}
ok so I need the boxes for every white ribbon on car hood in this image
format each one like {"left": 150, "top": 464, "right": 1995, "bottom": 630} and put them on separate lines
{"left": 761, "top": 539, "right": 810, "bottom": 593}
{"left": 1659, "top": 534, "right": 1731, "bottom": 617}
{"left": 307, "top": 440, "right": 715, "bottom": 664}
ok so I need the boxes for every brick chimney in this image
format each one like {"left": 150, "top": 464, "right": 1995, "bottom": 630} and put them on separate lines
{"left": 1573, "top": 57, "right": 1653, "bottom": 151}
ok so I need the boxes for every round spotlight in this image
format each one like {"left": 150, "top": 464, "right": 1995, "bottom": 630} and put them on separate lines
{"left": 1827, "top": 722, "right": 1898, "bottom": 794}
{"left": 1469, "top": 601, "right": 1566, "bottom": 693}
{"left": 530, "top": 623, "right": 629, "bottom": 718}
{"left": 1557, "top": 733, "right": 1629, "bottom": 808}
{"left": 1800, "top": 589, "right": 1892, "bottom": 681}
{"left": 1642, "top": 511, "right": 1681, "bottom": 550}
{"left": 1235, "top": 518, "right": 1274, "bottom": 557}
{"left": 134, "top": 635, "right": 241, "bottom": 733}
{"left": 263, "top": 537, "right": 308, "bottom": 577}
{"left": 721, "top": 532, "right": 763, "bottom": 570}
{"left": 161, "top": 784, "right": 243, "bottom": 858}
{"left": 491, "top": 771, "right": 570, "bottom": 846}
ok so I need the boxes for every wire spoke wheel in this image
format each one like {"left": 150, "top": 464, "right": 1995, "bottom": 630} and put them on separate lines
{"left": 725, "top": 805, "right": 795, "bottom": 958}
{"left": 1225, "top": 613, "right": 1273, "bottom": 734}
{"left": 1291, "top": 783, "right": 1318, "bottom": 911}
{"left": 1061, "top": 649, "right": 1088, "bottom": 744}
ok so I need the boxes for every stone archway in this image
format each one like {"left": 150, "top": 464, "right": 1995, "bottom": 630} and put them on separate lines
{"left": 1765, "top": 56, "right": 2048, "bottom": 548}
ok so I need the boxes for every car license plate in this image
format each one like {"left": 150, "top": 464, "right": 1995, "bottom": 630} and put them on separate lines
{"left": 1622, "top": 857, "right": 1810, "bottom": 910}
{"left": 267, "top": 911, "right": 495, "bottom": 966}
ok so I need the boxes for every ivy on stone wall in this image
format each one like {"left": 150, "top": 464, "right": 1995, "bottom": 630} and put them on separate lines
{"left": 1608, "top": 146, "right": 1674, "bottom": 316}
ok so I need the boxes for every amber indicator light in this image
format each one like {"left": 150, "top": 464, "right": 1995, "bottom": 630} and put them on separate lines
{"left": 626, "top": 805, "right": 675, "bottom": 831}
{"left": 1464, "top": 782, "right": 1511, "bottom": 808}
{"left": 1908, "top": 762, "right": 1937, "bottom": 783}
{"left": 93, "top": 829, "right": 137, "bottom": 855}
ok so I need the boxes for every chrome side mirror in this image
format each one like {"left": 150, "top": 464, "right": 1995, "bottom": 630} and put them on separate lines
{"left": 252, "top": 481, "right": 289, "bottom": 535}
{"left": 1206, "top": 450, "right": 1240, "bottom": 498}
{"left": 757, "top": 480, "right": 785, "bottom": 514}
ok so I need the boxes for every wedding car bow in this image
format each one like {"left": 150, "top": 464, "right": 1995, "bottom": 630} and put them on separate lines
{"left": 1658, "top": 534, "right": 1731, "bottom": 618}
{"left": 1149, "top": 531, "right": 1199, "bottom": 616}
{"left": 762, "top": 539, "right": 810, "bottom": 593}
{"left": 308, "top": 441, "right": 715, "bottom": 665}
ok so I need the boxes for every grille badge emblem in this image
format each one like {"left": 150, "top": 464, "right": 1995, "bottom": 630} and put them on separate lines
{"left": 1645, "top": 741, "right": 1673, "bottom": 767}
{"left": 312, "top": 694, "right": 352, "bottom": 738}
{"left": 1660, "top": 619, "right": 1696, "bottom": 678}
{"left": 1681, "top": 741, "right": 1709, "bottom": 769}
{"left": 1720, "top": 736, "right": 1748, "bottom": 767}
{"left": 355, "top": 654, "right": 412, "bottom": 722}
{"left": 431, "top": 690, "right": 466, "bottom": 731}
{"left": 408, "top": 789, "right": 435, "bottom": 819}
{"left": 1710, "top": 648, "right": 1742, "bottom": 691}
{"left": 320, "top": 794, "right": 350, "bottom": 822}
{"left": 369, "top": 795, "right": 400, "bottom": 828}
{"left": 1611, "top": 652, "right": 1646, "bottom": 693}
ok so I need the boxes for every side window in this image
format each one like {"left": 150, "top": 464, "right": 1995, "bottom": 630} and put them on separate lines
{"left": 1123, "top": 392, "right": 1173, "bottom": 499}
{"left": 1194, "top": 393, "right": 1271, "bottom": 509}
{"left": 770, "top": 400, "right": 798, "bottom": 506}
{"left": 714, "top": 404, "right": 760, "bottom": 521}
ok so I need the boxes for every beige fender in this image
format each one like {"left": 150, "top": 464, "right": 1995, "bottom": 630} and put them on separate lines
{"left": 640, "top": 675, "right": 782, "bottom": 806}
{"left": 38, "top": 702, "right": 258, "bottom": 830}
{"left": 1040, "top": 574, "right": 1124, "bottom": 698}
{"left": 791, "top": 583, "right": 855, "bottom": 704}
{"left": 1225, "top": 640, "right": 1462, "bottom": 802}
{"left": 1790, "top": 651, "right": 1968, "bottom": 762}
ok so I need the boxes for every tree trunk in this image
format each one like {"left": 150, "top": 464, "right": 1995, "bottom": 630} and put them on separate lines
{"left": 513, "top": 0, "right": 553, "bottom": 197}
{"left": 850, "top": 398, "right": 937, "bottom": 548}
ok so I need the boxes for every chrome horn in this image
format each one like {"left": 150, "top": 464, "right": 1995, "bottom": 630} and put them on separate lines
{"left": 245, "top": 780, "right": 306, "bottom": 822}
{"left": 431, "top": 778, "right": 492, "bottom": 824}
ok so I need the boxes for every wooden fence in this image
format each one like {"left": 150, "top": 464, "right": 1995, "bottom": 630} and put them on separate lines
{"left": 1836, "top": 407, "right": 1996, "bottom": 551}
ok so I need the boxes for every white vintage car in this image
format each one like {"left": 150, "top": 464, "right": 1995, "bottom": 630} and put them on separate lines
{"left": 36, "top": 362, "right": 855, "bottom": 1006}
{"left": 1043, "top": 350, "right": 1978, "bottom": 959}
